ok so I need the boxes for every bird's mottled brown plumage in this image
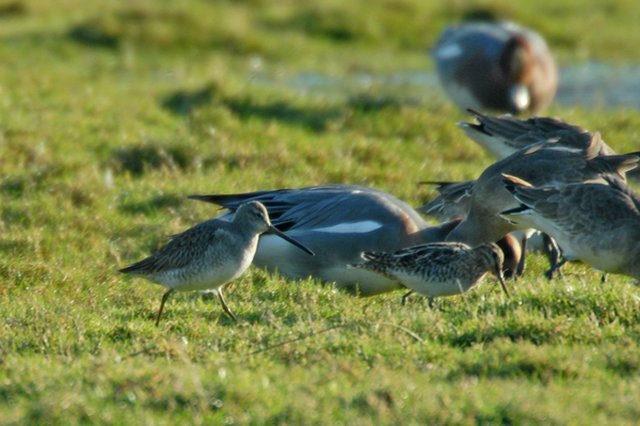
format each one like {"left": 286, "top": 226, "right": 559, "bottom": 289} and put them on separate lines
{"left": 350, "top": 242, "right": 508, "bottom": 302}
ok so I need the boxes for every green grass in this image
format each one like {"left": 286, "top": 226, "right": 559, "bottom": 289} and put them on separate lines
{"left": 2, "top": 0, "right": 640, "bottom": 424}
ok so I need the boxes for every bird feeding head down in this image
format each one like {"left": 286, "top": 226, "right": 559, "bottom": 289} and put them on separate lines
{"left": 484, "top": 242, "right": 509, "bottom": 297}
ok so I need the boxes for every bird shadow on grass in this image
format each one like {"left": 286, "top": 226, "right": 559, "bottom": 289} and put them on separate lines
{"left": 109, "top": 294, "right": 239, "bottom": 331}
{"left": 161, "top": 84, "right": 217, "bottom": 116}
{"left": 347, "top": 93, "right": 419, "bottom": 112}
{"left": 223, "top": 97, "right": 343, "bottom": 133}
{"left": 161, "top": 82, "right": 344, "bottom": 133}
{"left": 0, "top": 1, "right": 26, "bottom": 18}
{"left": 68, "top": 22, "right": 119, "bottom": 49}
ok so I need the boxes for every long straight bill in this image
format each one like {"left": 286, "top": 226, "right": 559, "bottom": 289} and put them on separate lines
{"left": 268, "top": 226, "right": 315, "bottom": 256}
{"left": 497, "top": 270, "right": 510, "bottom": 298}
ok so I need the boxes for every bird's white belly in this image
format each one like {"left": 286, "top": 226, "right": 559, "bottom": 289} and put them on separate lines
{"left": 158, "top": 254, "right": 253, "bottom": 292}
{"left": 396, "top": 271, "right": 484, "bottom": 298}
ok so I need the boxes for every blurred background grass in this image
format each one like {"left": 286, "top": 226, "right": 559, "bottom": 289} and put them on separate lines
{"left": 1, "top": 0, "right": 640, "bottom": 424}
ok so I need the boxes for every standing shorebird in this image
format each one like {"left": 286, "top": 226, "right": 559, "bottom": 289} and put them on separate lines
{"left": 501, "top": 174, "right": 640, "bottom": 281}
{"left": 190, "top": 185, "right": 522, "bottom": 296}
{"left": 119, "top": 201, "right": 314, "bottom": 325}
{"left": 349, "top": 242, "right": 509, "bottom": 305}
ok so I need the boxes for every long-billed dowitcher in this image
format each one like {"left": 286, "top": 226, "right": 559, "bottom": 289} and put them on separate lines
{"left": 119, "top": 201, "right": 314, "bottom": 325}
{"left": 500, "top": 174, "right": 640, "bottom": 281}
{"left": 190, "top": 185, "right": 522, "bottom": 296}
{"left": 432, "top": 21, "right": 557, "bottom": 114}
{"left": 349, "top": 242, "right": 509, "bottom": 305}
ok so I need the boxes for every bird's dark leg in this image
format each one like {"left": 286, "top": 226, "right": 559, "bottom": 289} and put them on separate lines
{"left": 542, "top": 233, "right": 561, "bottom": 273}
{"left": 217, "top": 288, "right": 238, "bottom": 322}
{"left": 401, "top": 290, "right": 414, "bottom": 306}
{"left": 545, "top": 257, "right": 568, "bottom": 280}
{"left": 156, "top": 289, "right": 174, "bottom": 326}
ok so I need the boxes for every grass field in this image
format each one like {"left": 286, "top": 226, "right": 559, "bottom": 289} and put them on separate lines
{"left": 2, "top": 0, "right": 640, "bottom": 424}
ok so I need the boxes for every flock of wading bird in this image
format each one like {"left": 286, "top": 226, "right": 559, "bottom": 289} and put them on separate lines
{"left": 119, "top": 21, "right": 640, "bottom": 325}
